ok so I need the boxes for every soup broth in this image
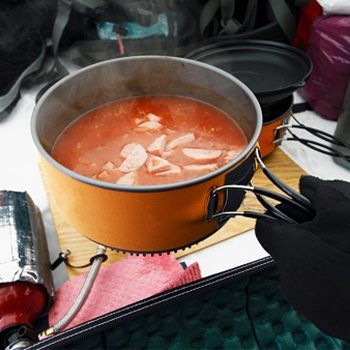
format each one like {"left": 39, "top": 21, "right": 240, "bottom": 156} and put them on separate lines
{"left": 51, "top": 95, "right": 248, "bottom": 185}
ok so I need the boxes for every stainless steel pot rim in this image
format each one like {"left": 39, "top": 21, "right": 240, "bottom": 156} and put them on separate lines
{"left": 31, "top": 56, "right": 263, "bottom": 193}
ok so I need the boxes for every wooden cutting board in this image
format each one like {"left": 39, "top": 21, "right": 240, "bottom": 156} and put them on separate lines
{"left": 41, "top": 147, "right": 306, "bottom": 278}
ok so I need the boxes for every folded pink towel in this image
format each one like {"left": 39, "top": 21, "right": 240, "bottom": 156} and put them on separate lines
{"left": 49, "top": 254, "right": 201, "bottom": 331}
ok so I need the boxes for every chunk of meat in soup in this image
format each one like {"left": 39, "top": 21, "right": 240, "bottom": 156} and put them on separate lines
{"left": 183, "top": 164, "right": 218, "bottom": 172}
{"left": 146, "top": 154, "right": 172, "bottom": 174}
{"left": 147, "top": 135, "right": 167, "bottom": 156}
{"left": 182, "top": 148, "right": 222, "bottom": 163}
{"left": 165, "top": 133, "right": 195, "bottom": 152}
{"left": 118, "top": 144, "right": 147, "bottom": 173}
{"left": 117, "top": 171, "right": 138, "bottom": 185}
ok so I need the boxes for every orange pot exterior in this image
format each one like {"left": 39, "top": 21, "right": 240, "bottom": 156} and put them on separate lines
{"left": 259, "top": 118, "right": 285, "bottom": 158}
{"left": 41, "top": 155, "right": 236, "bottom": 253}
{"left": 259, "top": 97, "right": 293, "bottom": 158}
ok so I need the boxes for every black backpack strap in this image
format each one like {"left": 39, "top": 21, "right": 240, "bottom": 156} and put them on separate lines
{"left": 200, "top": 0, "right": 259, "bottom": 37}
{"left": 50, "top": 0, "right": 72, "bottom": 78}
{"left": 199, "top": 0, "right": 221, "bottom": 38}
{"left": 268, "top": 0, "right": 297, "bottom": 43}
{"left": 219, "top": 0, "right": 239, "bottom": 33}
{"left": 36, "top": 0, "right": 108, "bottom": 101}
{"left": 51, "top": 0, "right": 110, "bottom": 75}
{"left": 219, "top": 0, "right": 258, "bottom": 35}
{"left": 200, "top": 0, "right": 308, "bottom": 42}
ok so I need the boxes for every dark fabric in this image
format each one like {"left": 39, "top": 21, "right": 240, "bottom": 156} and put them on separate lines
{"left": 0, "top": 0, "right": 204, "bottom": 114}
{"left": 200, "top": 0, "right": 301, "bottom": 44}
{"left": 64, "top": 0, "right": 204, "bottom": 64}
{"left": 255, "top": 175, "right": 350, "bottom": 343}
{"left": 0, "top": 1, "right": 55, "bottom": 96}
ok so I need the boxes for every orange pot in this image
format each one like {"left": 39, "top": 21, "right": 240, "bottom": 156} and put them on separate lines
{"left": 259, "top": 95, "right": 293, "bottom": 158}
{"left": 31, "top": 56, "right": 262, "bottom": 254}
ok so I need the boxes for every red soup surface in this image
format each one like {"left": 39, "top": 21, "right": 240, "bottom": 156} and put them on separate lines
{"left": 51, "top": 95, "right": 248, "bottom": 186}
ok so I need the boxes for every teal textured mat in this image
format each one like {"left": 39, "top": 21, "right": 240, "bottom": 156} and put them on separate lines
{"left": 30, "top": 258, "right": 350, "bottom": 349}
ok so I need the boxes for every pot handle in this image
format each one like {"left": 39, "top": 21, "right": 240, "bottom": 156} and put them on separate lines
{"left": 207, "top": 150, "right": 257, "bottom": 224}
{"left": 207, "top": 148, "right": 315, "bottom": 224}
{"left": 275, "top": 112, "right": 350, "bottom": 163}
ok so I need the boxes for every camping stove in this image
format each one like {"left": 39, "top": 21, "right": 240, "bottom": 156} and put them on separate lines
{"left": 0, "top": 191, "right": 54, "bottom": 350}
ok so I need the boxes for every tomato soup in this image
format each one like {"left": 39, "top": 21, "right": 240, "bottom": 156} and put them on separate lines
{"left": 51, "top": 95, "right": 247, "bottom": 185}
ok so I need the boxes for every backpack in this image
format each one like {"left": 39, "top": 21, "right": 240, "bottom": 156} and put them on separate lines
{"left": 0, "top": 0, "right": 309, "bottom": 116}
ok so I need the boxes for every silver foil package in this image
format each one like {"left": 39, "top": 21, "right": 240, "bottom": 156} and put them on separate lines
{"left": 0, "top": 190, "right": 54, "bottom": 303}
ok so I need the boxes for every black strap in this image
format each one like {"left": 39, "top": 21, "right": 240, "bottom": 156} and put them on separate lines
{"left": 219, "top": 0, "right": 258, "bottom": 35}
{"left": 36, "top": 0, "right": 109, "bottom": 101}
{"left": 292, "top": 102, "right": 313, "bottom": 114}
{"left": 268, "top": 0, "right": 297, "bottom": 43}
{"left": 50, "top": 0, "right": 71, "bottom": 78}
{"left": 35, "top": 0, "right": 72, "bottom": 101}
{"left": 200, "top": 0, "right": 257, "bottom": 37}
{"left": 50, "top": 0, "right": 108, "bottom": 77}
{"left": 199, "top": 0, "right": 221, "bottom": 37}
{"left": 200, "top": 0, "right": 303, "bottom": 42}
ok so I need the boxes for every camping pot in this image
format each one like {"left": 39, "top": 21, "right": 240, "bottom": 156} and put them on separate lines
{"left": 186, "top": 40, "right": 312, "bottom": 104}
{"left": 186, "top": 41, "right": 311, "bottom": 159}
{"left": 259, "top": 95, "right": 294, "bottom": 158}
{"left": 31, "top": 56, "right": 262, "bottom": 254}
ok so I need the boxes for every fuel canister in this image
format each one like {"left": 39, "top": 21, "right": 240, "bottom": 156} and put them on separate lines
{"left": 0, "top": 191, "right": 54, "bottom": 349}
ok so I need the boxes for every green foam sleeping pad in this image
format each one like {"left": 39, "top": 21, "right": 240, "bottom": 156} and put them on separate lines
{"left": 29, "top": 257, "right": 350, "bottom": 349}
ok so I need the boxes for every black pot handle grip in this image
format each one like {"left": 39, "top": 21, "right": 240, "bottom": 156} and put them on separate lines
{"left": 207, "top": 150, "right": 256, "bottom": 222}
{"left": 208, "top": 148, "right": 315, "bottom": 224}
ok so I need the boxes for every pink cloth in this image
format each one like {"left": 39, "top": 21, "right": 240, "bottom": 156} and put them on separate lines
{"left": 49, "top": 254, "right": 201, "bottom": 331}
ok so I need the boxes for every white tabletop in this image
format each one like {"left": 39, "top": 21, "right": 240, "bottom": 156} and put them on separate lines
{"left": 1, "top": 84, "right": 349, "bottom": 287}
